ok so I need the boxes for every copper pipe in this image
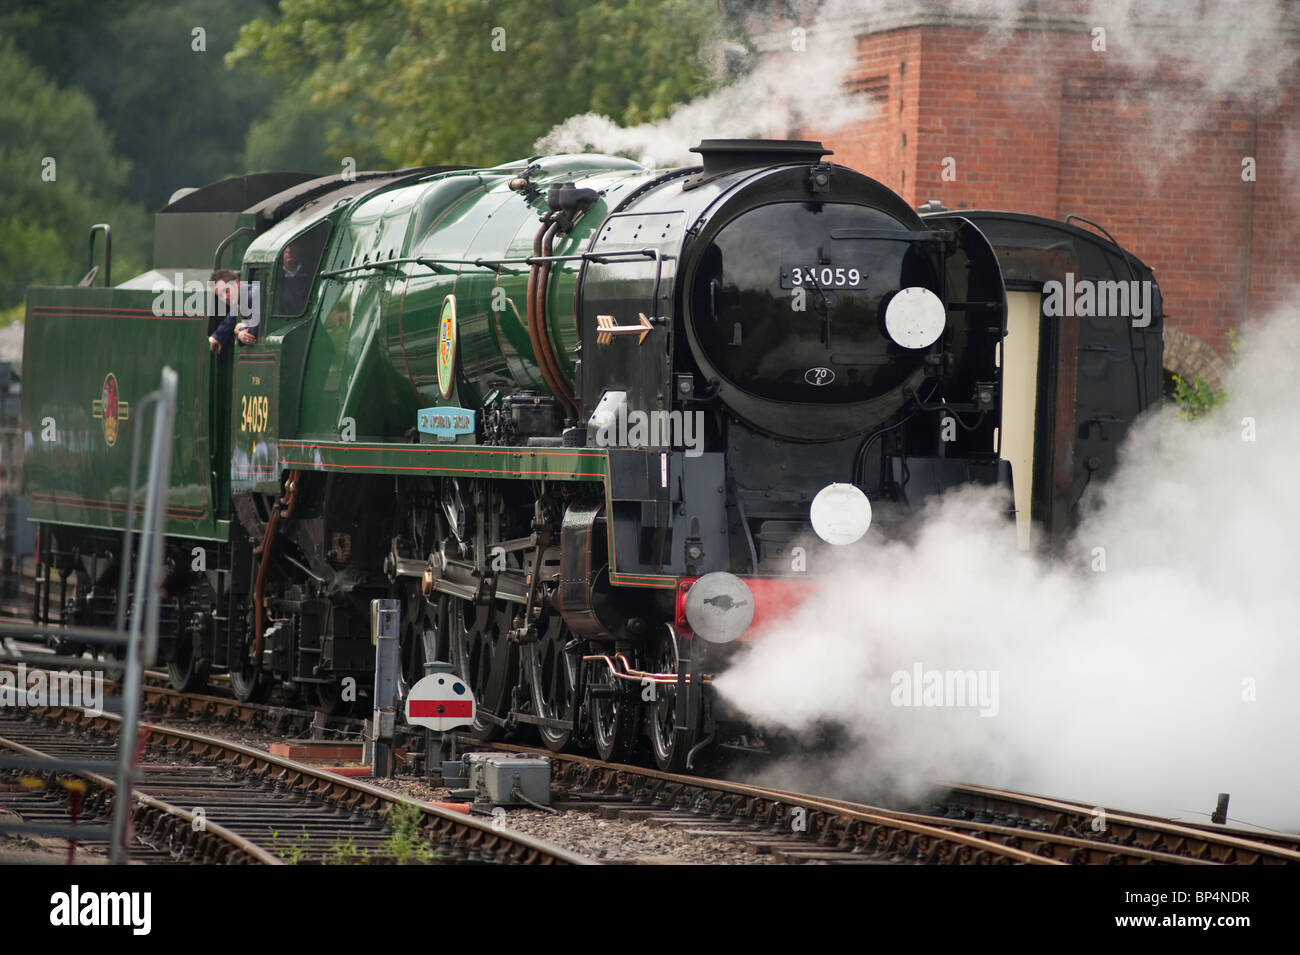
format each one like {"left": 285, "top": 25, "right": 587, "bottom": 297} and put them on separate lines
{"left": 537, "top": 223, "right": 578, "bottom": 418}
{"left": 525, "top": 216, "right": 578, "bottom": 421}
{"left": 532, "top": 221, "right": 569, "bottom": 412}
{"left": 525, "top": 219, "right": 558, "bottom": 401}
{"left": 250, "top": 471, "right": 299, "bottom": 663}
{"left": 581, "top": 652, "right": 710, "bottom": 686}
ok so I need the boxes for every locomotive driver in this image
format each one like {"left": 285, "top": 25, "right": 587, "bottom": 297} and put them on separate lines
{"left": 208, "top": 269, "right": 260, "bottom": 353}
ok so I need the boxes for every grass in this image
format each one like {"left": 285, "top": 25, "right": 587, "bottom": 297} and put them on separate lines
{"left": 380, "top": 801, "right": 440, "bottom": 864}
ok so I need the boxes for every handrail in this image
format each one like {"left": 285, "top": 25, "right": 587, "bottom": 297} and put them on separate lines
{"left": 87, "top": 224, "right": 111, "bottom": 287}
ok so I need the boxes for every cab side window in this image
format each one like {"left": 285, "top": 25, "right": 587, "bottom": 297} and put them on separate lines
{"left": 274, "top": 221, "right": 331, "bottom": 317}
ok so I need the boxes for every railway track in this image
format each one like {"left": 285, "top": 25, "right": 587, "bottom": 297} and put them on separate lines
{"left": 0, "top": 656, "right": 364, "bottom": 740}
{"left": 0, "top": 729, "right": 279, "bottom": 864}
{"left": 134, "top": 679, "right": 364, "bottom": 740}
{"left": 0, "top": 704, "right": 592, "bottom": 865}
{"left": 927, "top": 783, "right": 1300, "bottom": 864}
{"left": 6, "top": 661, "right": 1297, "bottom": 865}
{"left": 468, "top": 741, "right": 1300, "bottom": 865}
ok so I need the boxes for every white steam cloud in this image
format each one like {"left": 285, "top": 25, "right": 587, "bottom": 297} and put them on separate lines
{"left": 716, "top": 303, "right": 1300, "bottom": 830}
{"left": 534, "top": 2, "right": 876, "bottom": 167}
{"left": 536, "top": 1, "right": 1298, "bottom": 171}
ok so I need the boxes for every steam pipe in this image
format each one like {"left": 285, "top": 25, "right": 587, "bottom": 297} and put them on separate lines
{"left": 537, "top": 221, "right": 578, "bottom": 418}
{"left": 581, "top": 651, "right": 711, "bottom": 686}
{"left": 525, "top": 217, "right": 559, "bottom": 403}
{"left": 251, "top": 471, "right": 299, "bottom": 662}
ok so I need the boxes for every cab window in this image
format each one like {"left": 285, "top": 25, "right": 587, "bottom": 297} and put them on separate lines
{"left": 274, "top": 221, "right": 331, "bottom": 317}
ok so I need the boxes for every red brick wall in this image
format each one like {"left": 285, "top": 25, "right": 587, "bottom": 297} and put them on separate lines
{"left": 829, "top": 29, "right": 922, "bottom": 199}
{"left": 811, "top": 24, "right": 1300, "bottom": 357}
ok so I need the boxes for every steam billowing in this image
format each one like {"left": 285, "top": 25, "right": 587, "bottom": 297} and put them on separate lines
{"left": 534, "top": 3, "right": 875, "bottom": 167}
{"left": 716, "top": 303, "right": 1299, "bottom": 829}
{"left": 535, "top": 1, "right": 1299, "bottom": 170}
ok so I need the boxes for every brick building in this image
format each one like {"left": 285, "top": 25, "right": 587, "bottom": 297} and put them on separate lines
{"left": 783, "top": 3, "right": 1300, "bottom": 390}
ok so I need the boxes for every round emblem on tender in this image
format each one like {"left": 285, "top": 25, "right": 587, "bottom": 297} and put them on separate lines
{"left": 437, "top": 295, "right": 458, "bottom": 398}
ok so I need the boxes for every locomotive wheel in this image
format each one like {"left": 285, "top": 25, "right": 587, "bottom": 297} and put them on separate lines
{"left": 230, "top": 658, "right": 273, "bottom": 703}
{"left": 590, "top": 654, "right": 640, "bottom": 764}
{"left": 648, "top": 628, "right": 695, "bottom": 773}
{"left": 450, "top": 595, "right": 517, "bottom": 742}
{"left": 398, "top": 585, "right": 445, "bottom": 704}
{"left": 166, "top": 633, "right": 210, "bottom": 693}
{"left": 312, "top": 678, "right": 355, "bottom": 717}
{"left": 525, "top": 609, "right": 577, "bottom": 752}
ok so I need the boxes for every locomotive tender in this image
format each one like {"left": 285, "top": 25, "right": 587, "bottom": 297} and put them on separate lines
{"left": 21, "top": 140, "right": 1162, "bottom": 769}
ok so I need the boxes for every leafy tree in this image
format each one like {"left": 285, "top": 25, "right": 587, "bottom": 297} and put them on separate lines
{"left": 0, "top": 39, "right": 149, "bottom": 307}
{"left": 243, "top": 86, "right": 385, "bottom": 175}
{"left": 1, "top": 0, "right": 279, "bottom": 208}
{"left": 228, "top": 0, "right": 729, "bottom": 167}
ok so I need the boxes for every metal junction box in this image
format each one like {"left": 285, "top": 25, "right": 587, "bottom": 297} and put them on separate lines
{"left": 462, "top": 752, "right": 552, "bottom": 807}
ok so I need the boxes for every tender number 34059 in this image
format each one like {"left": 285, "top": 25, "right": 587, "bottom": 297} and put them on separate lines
{"left": 241, "top": 394, "right": 270, "bottom": 433}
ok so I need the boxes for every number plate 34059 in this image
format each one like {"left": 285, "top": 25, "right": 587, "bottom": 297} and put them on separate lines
{"left": 780, "top": 265, "right": 868, "bottom": 290}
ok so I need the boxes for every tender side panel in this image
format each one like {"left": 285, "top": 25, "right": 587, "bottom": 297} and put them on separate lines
{"left": 22, "top": 286, "right": 225, "bottom": 541}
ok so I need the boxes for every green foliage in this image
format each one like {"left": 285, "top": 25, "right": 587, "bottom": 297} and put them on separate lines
{"left": 0, "top": 38, "right": 150, "bottom": 307}
{"left": 0, "top": 0, "right": 734, "bottom": 310}
{"left": 326, "top": 835, "right": 369, "bottom": 865}
{"left": 1170, "top": 373, "right": 1224, "bottom": 420}
{"left": 1169, "top": 332, "right": 1236, "bottom": 421}
{"left": 381, "top": 801, "right": 439, "bottom": 864}
{"left": 1, "top": 0, "right": 280, "bottom": 209}
{"left": 268, "top": 827, "right": 312, "bottom": 864}
{"left": 243, "top": 86, "right": 383, "bottom": 174}
{"left": 1225, "top": 328, "right": 1241, "bottom": 358}
{"left": 228, "top": 0, "right": 728, "bottom": 167}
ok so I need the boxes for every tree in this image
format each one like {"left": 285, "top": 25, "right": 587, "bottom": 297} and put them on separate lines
{"left": 1, "top": 0, "right": 280, "bottom": 209}
{"left": 243, "top": 86, "right": 386, "bottom": 175}
{"left": 0, "top": 39, "right": 149, "bottom": 308}
{"left": 228, "top": 0, "right": 729, "bottom": 167}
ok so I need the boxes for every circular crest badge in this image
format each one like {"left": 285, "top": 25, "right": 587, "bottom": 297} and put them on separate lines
{"left": 92, "top": 372, "right": 130, "bottom": 447}
{"left": 102, "top": 373, "right": 119, "bottom": 446}
{"left": 437, "top": 295, "right": 458, "bottom": 399}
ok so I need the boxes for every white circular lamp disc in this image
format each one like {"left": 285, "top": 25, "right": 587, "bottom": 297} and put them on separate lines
{"left": 684, "top": 572, "right": 756, "bottom": 644}
{"left": 810, "top": 483, "right": 873, "bottom": 545}
{"left": 884, "top": 286, "right": 946, "bottom": 349}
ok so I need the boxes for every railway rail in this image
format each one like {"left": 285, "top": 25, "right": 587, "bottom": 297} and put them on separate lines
{"left": 5, "top": 661, "right": 1297, "bottom": 865}
{"left": 1, "top": 729, "right": 280, "bottom": 864}
{"left": 469, "top": 741, "right": 1300, "bottom": 866}
{"left": 928, "top": 783, "right": 1300, "bottom": 864}
{"left": 0, "top": 656, "right": 363, "bottom": 739}
{"left": 458, "top": 743, "right": 1221, "bottom": 865}
{"left": 0, "top": 703, "right": 591, "bottom": 865}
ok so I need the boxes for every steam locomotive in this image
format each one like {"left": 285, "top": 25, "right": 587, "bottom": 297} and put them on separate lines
{"left": 21, "top": 140, "right": 1162, "bottom": 769}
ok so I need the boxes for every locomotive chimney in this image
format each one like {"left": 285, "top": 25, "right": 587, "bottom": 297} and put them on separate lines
{"left": 688, "top": 139, "right": 831, "bottom": 178}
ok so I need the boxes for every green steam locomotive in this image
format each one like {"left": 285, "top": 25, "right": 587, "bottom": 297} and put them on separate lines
{"left": 21, "top": 141, "right": 1162, "bottom": 769}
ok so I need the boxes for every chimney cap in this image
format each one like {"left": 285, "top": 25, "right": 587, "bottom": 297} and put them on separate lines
{"left": 688, "top": 139, "right": 831, "bottom": 178}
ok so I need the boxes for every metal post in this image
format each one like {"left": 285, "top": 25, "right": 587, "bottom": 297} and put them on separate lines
{"left": 371, "top": 598, "right": 400, "bottom": 778}
{"left": 109, "top": 368, "right": 176, "bottom": 864}
{"left": 422, "top": 660, "right": 467, "bottom": 785}
{"left": 1212, "top": 793, "right": 1230, "bottom": 825}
